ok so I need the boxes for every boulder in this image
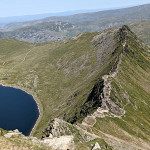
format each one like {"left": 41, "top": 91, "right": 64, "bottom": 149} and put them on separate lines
{"left": 92, "top": 142, "right": 101, "bottom": 150}
{"left": 4, "top": 129, "right": 22, "bottom": 138}
{"left": 41, "top": 135, "right": 74, "bottom": 150}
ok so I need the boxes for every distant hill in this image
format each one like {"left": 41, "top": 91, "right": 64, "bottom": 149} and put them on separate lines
{"left": 0, "top": 4, "right": 150, "bottom": 44}
{"left": 0, "top": 21, "right": 80, "bottom": 43}
{"left": 0, "top": 5, "right": 136, "bottom": 25}
{"left": 0, "top": 9, "right": 103, "bottom": 25}
{"left": 41, "top": 3, "right": 150, "bottom": 23}
{"left": 0, "top": 4, "right": 150, "bottom": 31}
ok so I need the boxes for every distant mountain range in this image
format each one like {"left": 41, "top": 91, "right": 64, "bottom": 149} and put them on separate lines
{"left": 0, "top": 9, "right": 101, "bottom": 25}
{"left": 0, "top": 4, "right": 150, "bottom": 43}
{"left": 0, "top": 5, "right": 136, "bottom": 25}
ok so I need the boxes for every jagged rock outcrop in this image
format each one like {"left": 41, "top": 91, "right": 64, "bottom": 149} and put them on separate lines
{"left": 3, "top": 129, "right": 74, "bottom": 150}
{"left": 4, "top": 129, "right": 22, "bottom": 138}
{"left": 42, "top": 118, "right": 96, "bottom": 143}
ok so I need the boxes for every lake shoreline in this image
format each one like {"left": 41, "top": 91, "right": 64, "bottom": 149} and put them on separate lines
{"left": 0, "top": 82, "right": 43, "bottom": 137}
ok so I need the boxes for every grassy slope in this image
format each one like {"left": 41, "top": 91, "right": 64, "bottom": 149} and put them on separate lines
{"left": 0, "top": 39, "right": 33, "bottom": 73}
{"left": 91, "top": 26, "right": 150, "bottom": 148}
{"left": 0, "top": 128, "right": 51, "bottom": 150}
{"left": 0, "top": 28, "right": 122, "bottom": 138}
{"left": 129, "top": 20, "right": 150, "bottom": 46}
{"left": 75, "top": 138, "right": 113, "bottom": 150}
{"left": 0, "top": 136, "right": 51, "bottom": 150}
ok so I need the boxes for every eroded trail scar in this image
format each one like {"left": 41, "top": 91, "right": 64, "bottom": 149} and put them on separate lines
{"left": 9, "top": 48, "right": 34, "bottom": 71}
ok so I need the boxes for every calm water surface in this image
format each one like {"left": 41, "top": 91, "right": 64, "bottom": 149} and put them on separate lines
{"left": 0, "top": 85, "right": 39, "bottom": 135}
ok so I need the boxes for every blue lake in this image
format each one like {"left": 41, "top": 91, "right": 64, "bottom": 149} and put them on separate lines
{"left": 0, "top": 85, "right": 39, "bottom": 136}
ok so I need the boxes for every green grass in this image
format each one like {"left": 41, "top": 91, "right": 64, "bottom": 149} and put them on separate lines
{"left": 0, "top": 136, "right": 52, "bottom": 150}
{"left": 75, "top": 138, "right": 113, "bottom": 150}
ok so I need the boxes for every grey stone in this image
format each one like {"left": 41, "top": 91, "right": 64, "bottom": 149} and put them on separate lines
{"left": 92, "top": 142, "right": 101, "bottom": 150}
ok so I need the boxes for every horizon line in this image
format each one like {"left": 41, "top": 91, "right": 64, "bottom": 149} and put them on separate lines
{"left": 0, "top": 3, "right": 148, "bottom": 18}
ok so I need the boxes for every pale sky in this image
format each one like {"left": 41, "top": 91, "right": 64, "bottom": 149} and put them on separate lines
{"left": 0, "top": 0, "right": 150, "bottom": 17}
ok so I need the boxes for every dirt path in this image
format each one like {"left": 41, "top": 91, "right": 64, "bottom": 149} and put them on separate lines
{"left": 9, "top": 48, "right": 34, "bottom": 71}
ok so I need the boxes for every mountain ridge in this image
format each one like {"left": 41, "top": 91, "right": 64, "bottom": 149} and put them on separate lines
{"left": 0, "top": 25, "right": 150, "bottom": 149}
